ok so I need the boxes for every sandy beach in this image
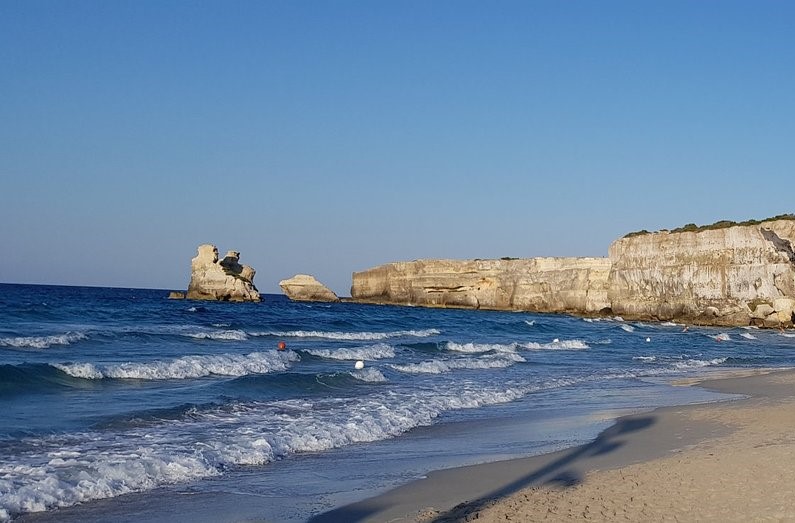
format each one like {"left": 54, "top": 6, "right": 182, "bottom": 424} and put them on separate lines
{"left": 312, "top": 369, "right": 795, "bottom": 522}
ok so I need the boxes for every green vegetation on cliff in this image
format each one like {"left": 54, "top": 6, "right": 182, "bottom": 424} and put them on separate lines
{"left": 623, "top": 214, "right": 795, "bottom": 238}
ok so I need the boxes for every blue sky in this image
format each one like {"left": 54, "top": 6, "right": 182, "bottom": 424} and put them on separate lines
{"left": 1, "top": 1, "right": 793, "bottom": 295}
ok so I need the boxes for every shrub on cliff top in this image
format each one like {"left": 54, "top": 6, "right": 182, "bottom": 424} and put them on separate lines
{"left": 623, "top": 214, "right": 795, "bottom": 238}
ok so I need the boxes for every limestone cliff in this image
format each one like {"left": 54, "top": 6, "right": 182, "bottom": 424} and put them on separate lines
{"left": 186, "top": 244, "right": 261, "bottom": 302}
{"left": 349, "top": 217, "right": 795, "bottom": 327}
{"left": 608, "top": 219, "right": 795, "bottom": 326}
{"left": 351, "top": 257, "right": 611, "bottom": 313}
{"left": 279, "top": 274, "right": 340, "bottom": 302}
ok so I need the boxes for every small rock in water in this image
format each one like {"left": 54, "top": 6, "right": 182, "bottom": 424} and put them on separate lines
{"left": 355, "top": 360, "right": 365, "bottom": 370}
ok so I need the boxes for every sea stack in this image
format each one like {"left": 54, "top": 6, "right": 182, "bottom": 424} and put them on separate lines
{"left": 279, "top": 274, "right": 340, "bottom": 302}
{"left": 186, "top": 244, "right": 261, "bottom": 302}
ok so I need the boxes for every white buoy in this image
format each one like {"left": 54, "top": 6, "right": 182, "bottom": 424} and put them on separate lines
{"left": 553, "top": 338, "right": 559, "bottom": 343}
{"left": 646, "top": 337, "right": 651, "bottom": 342}
{"left": 354, "top": 360, "right": 365, "bottom": 370}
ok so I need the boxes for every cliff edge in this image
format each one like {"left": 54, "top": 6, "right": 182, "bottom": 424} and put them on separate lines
{"left": 350, "top": 217, "right": 795, "bottom": 327}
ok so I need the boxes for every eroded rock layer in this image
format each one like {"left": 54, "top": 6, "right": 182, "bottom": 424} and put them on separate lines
{"left": 186, "top": 244, "right": 261, "bottom": 302}
{"left": 279, "top": 274, "right": 339, "bottom": 302}
{"left": 350, "top": 219, "right": 795, "bottom": 327}
{"left": 608, "top": 219, "right": 795, "bottom": 326}
{"left": 351, "top": 257, "right": 611, "bottom": 313}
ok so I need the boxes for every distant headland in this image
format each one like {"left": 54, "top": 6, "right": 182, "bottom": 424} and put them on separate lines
{"left": 349, "top": 215, "right": 795, "bottom": 328}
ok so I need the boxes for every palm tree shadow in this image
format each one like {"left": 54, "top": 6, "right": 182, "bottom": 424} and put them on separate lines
{"left": 431, "top": 415, "right": 655, "bottom": 522}
{"left": 308, "top": 415, "right": 655, "bottom": 523}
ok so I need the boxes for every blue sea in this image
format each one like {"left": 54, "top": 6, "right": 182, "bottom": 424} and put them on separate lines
{"left": 2, "top": 283, "right": 795, "bottom": 522}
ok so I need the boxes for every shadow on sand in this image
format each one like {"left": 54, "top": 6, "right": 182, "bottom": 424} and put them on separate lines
{"left": 309, "top": 415, "right": 655, "bottom": 523}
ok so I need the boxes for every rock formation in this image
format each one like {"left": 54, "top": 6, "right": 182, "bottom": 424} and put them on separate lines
{"left": 350, "top": 217, "right": 795, "bottom": 327}
{"left": 186, "top": 244, "right": 261, "bottom": 302}
{"left": 608, "top": 218, "right": 795, "bottom": 327}
{"left": 279, "top": 274, "right": 340, "bottom": 302}
{"left": 351, "top": 257, "right": 611, "bottom": 313}
{"left": 167, "top": 291, "right": 185, "bottom": 300}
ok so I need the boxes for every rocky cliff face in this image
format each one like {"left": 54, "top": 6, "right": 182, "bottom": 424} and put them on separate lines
{"left": 351, "top": 257, "right": 611, "bottom": 313}
{"left": 349, "top": 218, "right": 795, "bottom": 327}
{"left": 186, "top": 244, "right": 261, "bottom": 302}
{"left": 608, "top": 219, "right": 795, "bottom": 326}
{"left": 279, "top": 274, "right": 339, "bottom": 302}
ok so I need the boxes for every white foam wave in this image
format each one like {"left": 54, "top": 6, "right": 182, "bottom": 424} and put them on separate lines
{"left": 522, "top": 339, "right": 589, "bottom": 350}
{"left": 620, "top": 324, "right": 635, "bottom": 332}
{"left": 672, "top": 357, "right": 728, "bottom": 370}
{"left": 660, "top": 322, "right": 680, "bottom": 327}
{"left": 524, "top": 320, "right": 536, "bottom": 326}
{"left": 0, "top": 384, "right": 526, "bottom": 519}
{"left": 780, "top": 333, "right": 795, "bottom": 338}
{"left": 251, "top": 329, "right": 440, "bottom": 341}
{"left": 740, "top": 332, "right": 757, "bottom": 340}
{"left": 304, "top": 343, "right": 395, "bottom": 361}
{"left": 0, "top": 331, "right": 87, "bottom": 349}
{"left": 350, "top": 368, "right": 388, "bottom": 382}
{"left": 445, "top": 341, "right": 517, "bottom": 354}
{"left": 184, "top": 329, "right": 248, "bottom": 341}
{"left": 52, "top": 351, "right": 299, "bottom": 380}
{"left": 713, "top": 333, "right": 731, "bottom": 342}
{"left": 390, "top": 353, "right": 525, "bottom": 374}
{"left": 633, "top": 356, "right": 657, "bottom": 362}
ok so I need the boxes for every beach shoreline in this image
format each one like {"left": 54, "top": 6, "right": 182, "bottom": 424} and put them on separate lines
{"left": 311, "top": 368, "right": 795, "bottom": 522}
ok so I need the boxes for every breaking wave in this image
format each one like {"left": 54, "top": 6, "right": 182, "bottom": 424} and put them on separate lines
{"left": 183, "top": 329, "right": 248, "bottom": 341}
{"left": 522, "top": 339, "right": 589, "bottom": 350}
{"left": 0, "top": 332, "right": 87, "bottom": 349}
{"left": 251, "top": 329, "right": 440, "bottom": 341}
{"left": 390, "top": 353, "right": 525, "bottom": 374}
{"left": 303, "top": 343, "right": 396, "bottom": 361}
{"left": 52, "top": 351, "right": 299, "bottom": 380}
{"left": 0, "top": 384, "right": 525, "bottom": 519}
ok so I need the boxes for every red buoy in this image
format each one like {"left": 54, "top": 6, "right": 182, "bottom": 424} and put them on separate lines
{"left": 277, "top": 341, "right": 286, "bottom": 351}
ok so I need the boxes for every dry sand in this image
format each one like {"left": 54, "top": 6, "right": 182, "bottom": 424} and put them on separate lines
{"left": 311, "top": 369, "right": 795, "bottom": 522}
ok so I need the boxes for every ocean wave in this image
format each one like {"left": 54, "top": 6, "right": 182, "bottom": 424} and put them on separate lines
{"left": 183, "top": 329, "right": 248, "bottom": 341}
{"left": 52, "top": 351, "right": 299, "bottom": 380}
{"left": 620, "top": 324, "right": 635, "bottom": 332}
{"left": 350, "top": 368, "right": 388, "bottom": 382}
{"left": 0, "top": 384, "right": 526, "bottom": 519}
{"left": 445, "top": 341, "right": 518, "bottom": 354}
{"left": 712, "top": 333, "right": 731, "bottom": 342}
{"left": 303, "top": 343, "right": 395, "bottom": 361}
{"left": 740, "top": 332, "right": 757, "bottom": 340}
{"left": 522, "top": 339, "right": 589, "bottom": 350}
{"left": 250, "top": 329, "right": 440, "bottom": 341}
{"left": 525, "top": 320, "right": 536, "bottom": 326}
{"left": 633, "top": 356, "right": 657, "bottom": 362}
{"left": 660, "top": 322, "right": 680, "bottom": 327}
{"left": 389, "top": 353, "right": 525, "bottom": 374}
{"left": 671, "top": 357, "right": 728, "bottom": 370}
{"left": 0, "top": 331, "right": 87, "bottom": 349}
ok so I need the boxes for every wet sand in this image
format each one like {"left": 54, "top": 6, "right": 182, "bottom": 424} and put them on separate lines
{"left": 311, "top": 369, "right": 795, "bottom": 522}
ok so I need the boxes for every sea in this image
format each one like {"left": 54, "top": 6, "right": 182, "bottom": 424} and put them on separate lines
{"left": 2, "top": 283, "right": 795, "bottom": 522}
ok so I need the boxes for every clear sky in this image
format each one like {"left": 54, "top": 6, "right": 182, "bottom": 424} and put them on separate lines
{"left": 1, "top": 1, "right": 793, "bottom": 296}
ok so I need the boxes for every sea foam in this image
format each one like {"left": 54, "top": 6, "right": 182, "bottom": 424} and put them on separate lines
{"left": 304, "top": 343, "right": 396, "bottom": 360}
{"left": 52, "top": 351, "right": 299, "bottom": 380}
{"left": 0, "top": 332, "right": 87, "bottom": 349}
{"left": 251, "top": 329, "right": 440, "bottom": 340}
{"left": 0, "top": 384, "right": 526, "bottom": 520}
{"left": 390, "top": 353, "right": 525, "bottom": 374}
